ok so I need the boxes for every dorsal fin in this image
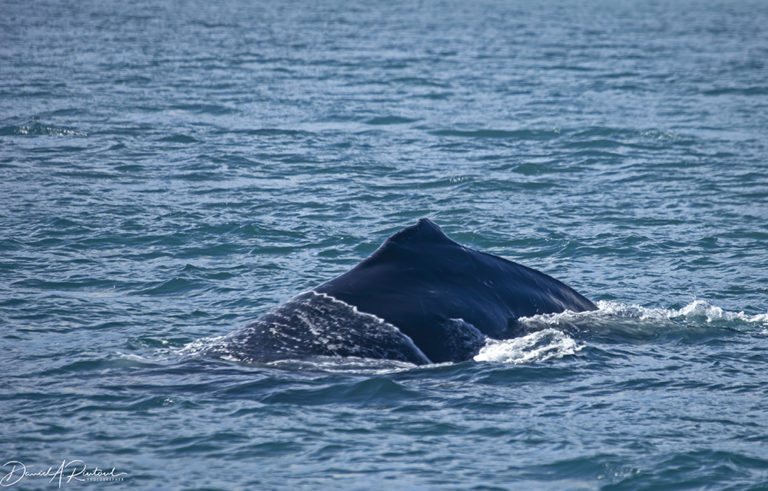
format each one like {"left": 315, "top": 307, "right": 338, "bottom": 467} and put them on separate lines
{"left": 386, "top": 218, "right": 456, "bottom": 246}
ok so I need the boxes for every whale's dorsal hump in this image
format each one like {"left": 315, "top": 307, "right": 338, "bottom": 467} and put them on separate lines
{"left": 386, "top": 218, "right": 456, "bottom": 247}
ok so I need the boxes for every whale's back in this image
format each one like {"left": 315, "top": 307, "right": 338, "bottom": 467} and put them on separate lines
{"left": 316, "top": 219, "right": 596, "bottom": 363}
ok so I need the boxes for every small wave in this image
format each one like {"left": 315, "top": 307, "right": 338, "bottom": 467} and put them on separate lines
{"left": 257, "top": 376, "right": 422, "bottom": 406}
{"left": 157, "top": 133, "right": 198, "bottom": 143}
{"left": 516, "top": 300, "right": 768, "bottom": 343}
{"left": 169, "top": 103, "right": 236, "bottom": 115}
{"left": 226, "top": 128, "right": 312, "bottom": 137}
{"left": 431, "top": 128, "right": 558, "bottom": 140}
{"left": 0, "top": 123, "right": 86, "bottom": 136}
{"left": 364, "top": 116, "right": 418, "bottom": 125}
{"left": 672, "top": 300, "right": 768, "bottom": 324}
{"left": 474, "top": 329, "right": 582, "bottom": 364}
{"left": 522, "top": 300, "right": 768, "bottom": 326}
{"left": 702, "top": 86, "right": 768, "bottom": 96}
{"left": 131, "top": 277, "right": 205, "bottom": 296}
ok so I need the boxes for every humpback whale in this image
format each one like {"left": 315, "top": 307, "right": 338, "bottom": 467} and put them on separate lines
{"left": 221, "top": 219, "right": 596, "bottom": 365}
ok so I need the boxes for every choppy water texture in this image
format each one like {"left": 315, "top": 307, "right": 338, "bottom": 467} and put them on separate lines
{"left": 2, "top": 0, "right": 768, "bottom": 488}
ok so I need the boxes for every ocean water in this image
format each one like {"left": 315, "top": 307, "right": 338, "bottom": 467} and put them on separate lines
{"left": 2, "top": 0, "right": 768, "bottom": 488}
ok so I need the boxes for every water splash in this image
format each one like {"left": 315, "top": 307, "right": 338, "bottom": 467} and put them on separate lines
{"left": 516, "top": 300, "right": 768, "bottom": 344}
{"left": 671, "top": 300, "right": 768, "bottom": 324}
{"left": 519, "top": 300, "right": 768, "bottom": 327}
{"left": 473, "top": 328, "right": 582, "bottom": 364}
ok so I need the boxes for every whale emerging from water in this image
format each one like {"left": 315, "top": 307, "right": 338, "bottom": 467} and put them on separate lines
{"left": 221, "top": 219, "right": 596, "bottom": 365}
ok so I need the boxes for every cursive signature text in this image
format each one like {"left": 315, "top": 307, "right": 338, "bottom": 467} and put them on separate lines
{"left": 1, "top": 460, "right": 127, "bottom": 488}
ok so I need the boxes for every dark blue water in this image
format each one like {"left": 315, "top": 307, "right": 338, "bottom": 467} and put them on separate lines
{"left": 3, "top": 0, "right": 768, "bottom": 488}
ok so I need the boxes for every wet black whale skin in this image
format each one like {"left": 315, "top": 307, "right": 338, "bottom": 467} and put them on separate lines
{"left": 315, "top": 219, "right": 596, "bottom": 363}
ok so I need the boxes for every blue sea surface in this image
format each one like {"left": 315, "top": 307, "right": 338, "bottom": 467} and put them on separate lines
{"left": 2, "top": 0, "right": 768, "bottom": 488}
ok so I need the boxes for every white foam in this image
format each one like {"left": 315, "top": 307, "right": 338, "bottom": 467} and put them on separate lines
{"left": 266, "top": 356, "right": 420, "bottom": 374}
{"left": 672, "top": 299, "right": 768, "bottom": 324}
{"left": 114, "top": 352, "right": 147, "bottom": 361}
{"left": 474, "top": 328, "right": 582, "bottom": 364}
{"left": 517, "top": 299, "right": 768, "bottom": 328}
{"left": 177, "top": 334, "right": 228, "bottom": 357}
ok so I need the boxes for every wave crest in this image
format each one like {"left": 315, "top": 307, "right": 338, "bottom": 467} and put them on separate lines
{"left": 474, "top": 329, "right": 582, "bottom": 364}
{"left": 520, "top": 300, "right": 768, "bottom": 326}
{"left": 516, "top": 300, "right": 768, "bottom": 344}
{"left": 0, "top": 123, "right": 86, "bottom": 136}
